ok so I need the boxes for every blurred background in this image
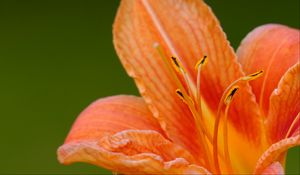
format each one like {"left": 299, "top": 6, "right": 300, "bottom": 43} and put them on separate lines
{"left": 0, "top": 0, "right": 299, "bottom": 174}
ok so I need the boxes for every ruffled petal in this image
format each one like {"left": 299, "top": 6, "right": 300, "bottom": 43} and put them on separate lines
{"left": 261, "top": 162, "right": 284, "bottom": 175}
{"left": 254, "top": 135, "right": 300, "bottom": 174}
{"left": 58, "top": 130, "right": 211, "bottom": 175}
{"left": 58, "top": 95, "right": 210, "bottom": 174}
{"left": 237, "top": 24, "right": 300, "bottom": 114}
{"left": 113, "top": 0, "right": 262, "bottom": 158}
{"left": 266, "top": 63, "right": 300, "bottom": 143}
{"left": 63, "top": 95, "right": 164, "bottom": 144}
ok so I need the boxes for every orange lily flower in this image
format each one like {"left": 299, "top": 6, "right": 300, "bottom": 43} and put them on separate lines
{"left": 57, "top": 0, "right": 300, "bottom": 174}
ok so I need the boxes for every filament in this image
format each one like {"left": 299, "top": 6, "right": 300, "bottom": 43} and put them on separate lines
{"left": 175, "top": 89, "right": 212, "bottom": 169}
{"left": 223, "top": 86, "right": 239, "bottom": 174}
{"left": 213, "top": 81, "right": 240, "bottom": 174}
{"left": 196, "top": 56, "right": 207, "bottom": 108}
{"left": 213, "top": 71, "right": 264, "bottom": 174}
{"left": 195, "top": 56, "right": 213, "bottom": 143}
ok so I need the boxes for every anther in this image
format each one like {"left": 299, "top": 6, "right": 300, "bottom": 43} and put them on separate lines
{"left": 242, "top": 70, "right": 264, "bottom": 81}
{"left": 171, "top": 56, "right": 186, "bottom": 73}
{"left": 176, "top": 89, "right": 184, "bottom": 97}
{"left": 171, "top": 56, "right": 180, "bottom": 70}
{"left": 224, "top": 86, "right": 239, "bottom": 105}
{"left": 176, "top": 89, "right": 195, "bottom": 106}
{"left": 176, "top": 89, "right": 186, "bottom": 102}
{"left": 195, "top": 55, "right": 207, "bottom": 70}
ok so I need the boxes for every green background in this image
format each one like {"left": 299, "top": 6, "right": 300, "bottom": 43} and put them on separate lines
{"left": 0, "top": 0, "right": 299, "bottom": 174}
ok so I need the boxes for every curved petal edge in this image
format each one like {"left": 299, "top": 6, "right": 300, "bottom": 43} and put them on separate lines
{"left": 254, "top": 135, "right": 300, "bottom": 174}
{"left": 58, "top": 130, "right": 210, "bottom": 174}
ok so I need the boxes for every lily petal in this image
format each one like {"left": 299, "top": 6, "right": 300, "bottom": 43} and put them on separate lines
{"left": 254, "top": 135, "right": 300, "bottom": 174}
{"left": 114, "top": 0, "right": 204, "bottom": 157}
{"left": 63, "top": 95, "right": 164, "bottom": 144}
{"left": 237, "top": 24, "right": 300, "bottom": 114}
{"left": 58, "top": 130, "right": 211, "bottom": 175}
{"left": 58, "top": 95, "right": 209, "bottom": 174}
{"left": 261, "top": 162, "right": 284, "bottom": 175}
{"left": 113, "top": 0, "right": 262, "bottom": 158}
{"left": 266, "top": 63, "right": 300, "bottom": 143}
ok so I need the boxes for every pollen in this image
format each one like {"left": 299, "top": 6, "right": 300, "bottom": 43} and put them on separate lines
{"left": 171, "top": 56, "right": 186, "bottom": 73}
{"left": 242, "top": 70, "right": 264, "bottom": 81}
{"left": 175, "top": 89, "right": 186, "bottom": 102}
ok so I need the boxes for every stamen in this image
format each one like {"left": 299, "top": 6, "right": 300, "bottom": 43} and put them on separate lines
{"left": 171, "top": 56, "right": 185, "bottom": 73}
{"left": 194, "top": 55, "right": 207, "bottom": 70}
{"left": 224, "top": 86, "right": 239, "bottom": 105}
{"left": 223, "top": 86, "right": 239, "bottom": 174}
{"left": 213, "top": 71, "right": 264, "bottom": 174}
{"left": 176, "top": 89, "right": 186, "bottom": 103}
{"left": 175, "top": 89, "right": 212, "bottom": 168}
{"left": 195, "top": 56, "right": 213, "bottom": 143}
{"left": 241, "top": 70, "right": 264, "bottom": 81}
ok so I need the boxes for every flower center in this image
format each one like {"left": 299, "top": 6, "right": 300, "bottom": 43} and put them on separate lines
{"left": 154, "top": 43, "right": 263, "bottom": 173}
